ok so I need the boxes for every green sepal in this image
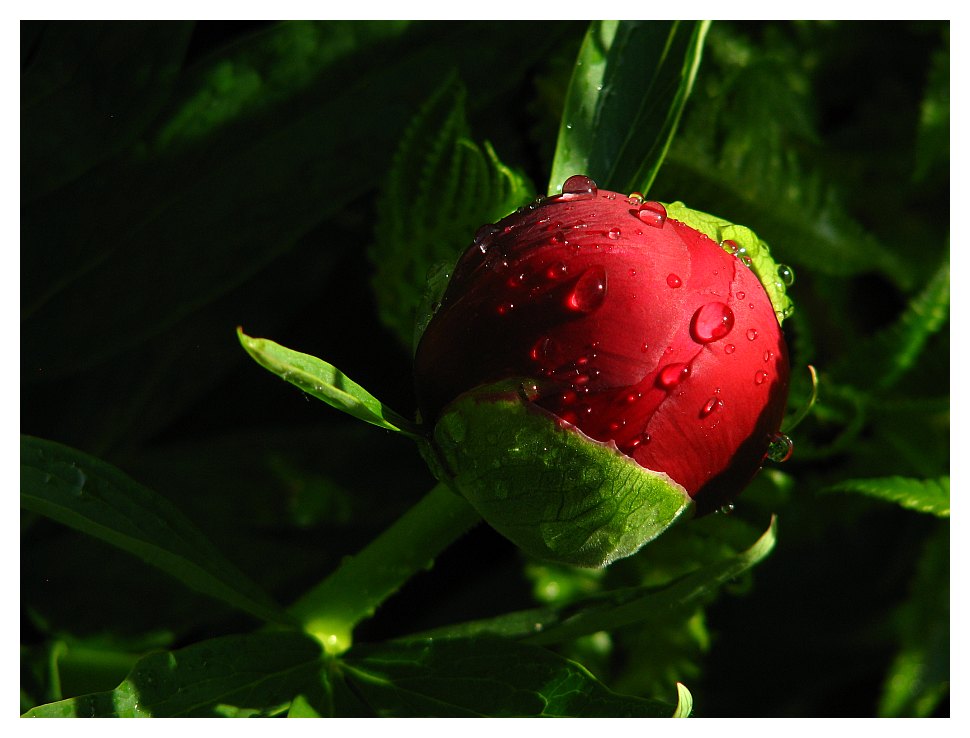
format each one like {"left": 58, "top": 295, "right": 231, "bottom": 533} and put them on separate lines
{"left": 430, "top": 381, "right": 694, "bottom": 568}
{"left": 665, "top": 201, "right": 795, "bottom": 325}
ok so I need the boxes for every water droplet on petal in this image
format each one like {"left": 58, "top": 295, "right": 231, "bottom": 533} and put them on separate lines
{"left": 608, "top": 227, "right": 621, "bottom": 240}
{"left": 625, "top": 392, "right": 641, "bottom": 404}
{"left": 700, "top": 397, "right": 723, "bottom": 418}
{"left": 754, "top": 370, "right": 768, "bottom": 385}
{"left": 721, "top": 239, "right": 739, "bottom": 254}
{"left": 767, "top": 432, "right": 794, "bottom": 462}
{"left": 657, "top": 363, "right": 690, "bottom": 389}
{"left": 560, "top": 389, "right": 577, "bottom": 405}
{"left": 666, "top": 273, "right": 682, "bottom": 288}
{"left": 724, "top": 344, "right": 736, "bottom": 354}
{"left": 637, "top": 201, "right": 667, "bottom": 228}
{"left": 777, "top": 264, "right": 795, "bottom": 286}
{"left": 496, "top": 303, "right": 514, "bottom": 315}
{"left": 718, "top": 503, "right": 735, "bottom": 515}
{"left": 474, "top": 224, "right": 499, "bottom": 249}
{"left": 559, "top": 174, "right": 598, "bottom": 200}
{"left": 565, "top": 266, "right": 608, "bottom": 313}
{"left": 530, "top": 336, "right": 551, "bottom": 362}
{"left": 545, "top": 261, "right": 567, "bottom": 280}
{"left": 746, "top": 328, "right": 759, "bottom": 341}
{"left": 640, "top": 341, "right": 649, "bottom": 353}
{"left": 764, "top": 350, "right": 773, "bottom": 362}
{"left": 690, "top": 302, "right": 735, "bottom": 343}
{"left": 627, "top": 192, "right": 644, "bottom": 205}
{"left": 736, "top": 291, "right": 745, "bottom": 300}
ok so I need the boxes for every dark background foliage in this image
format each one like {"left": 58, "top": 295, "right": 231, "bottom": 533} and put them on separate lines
{"left": 21, "top": 20, "right": 948, "bottom": 717}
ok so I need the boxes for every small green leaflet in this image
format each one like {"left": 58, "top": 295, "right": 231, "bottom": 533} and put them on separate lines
{"left": 673, "top": 682, "right": 693, "bottom": 718}
{"left": 823, "top": 476, "right": 949, "bottom": 517}
{"left": 20, "top": 435, "right": 291, "bottom": 627}
{"left": 237, "top": 328, "right": 422, "bottom": 438}
{"left": 371, "top": 73, "right": 533, "bottom": 349}
{"left": 548, "top": 20, "right": 710, "bottom": 196}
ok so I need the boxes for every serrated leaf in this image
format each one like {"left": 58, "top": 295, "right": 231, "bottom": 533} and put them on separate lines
{"left": 372, "top": 73, "right": 534, "bottom": 348}
{"left": 822, "top": 476, "right": 949, "bottom": 517}
{"left": 20, "top": 435, "right": 291, "bottom": 626}
{"left": 548, "top": 20, "right": 710, "bottom": 196}
{"left": 237, "top": 328, "right": 421, "bottom": 437}
{"left": 22, "top": 632, "right": 322, "bottom": 717}
{"left": 831, "top": 252, "right": 949, "bottom": 391}
{"left": 341, "top": 637, "right": 674, "bottom": 717}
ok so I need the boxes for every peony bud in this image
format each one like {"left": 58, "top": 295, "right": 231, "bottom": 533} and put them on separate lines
{"left": 414, "top": 176, "right": 791, "bottom": 566}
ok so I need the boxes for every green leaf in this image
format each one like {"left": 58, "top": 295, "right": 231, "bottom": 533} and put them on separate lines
{"left": 673, "top": 682, "right": 693, "bottom": 718}
{"left": 416, "top": 517, "right": 776, "bottom": 644}
{"left": 822, "top": 476, "right": 949, "bottom": 517}
{"left": 22, "top": 632, "right": 322, "bottom": 717}
{"left": 548, "top": 20, "right": 710, "bottom": 196}
{"left": 20, "top": 435, "right": 291, "bottom": 626}
{"left": 372, "top": 73, "right": 534, "bottom": 349}
{"left": 878, "top": 525, "right": 949, "bottom": 717}
{"left": 340, "top": 637, "right": 675, "bottom": 717}
{"left": 831, "top": 252, "right": 949, "bottom": 391}
{"left": 913, "top": 29, "right": 949, "bottom": 183}
{"left": 432, "top": 385, "right": 693, "bottom": 567}
{"left": 237, "top": 328, "right": 421, "bottom": 437}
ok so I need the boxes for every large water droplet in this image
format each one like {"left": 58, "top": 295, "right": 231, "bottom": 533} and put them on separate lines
{"left": 777, "top": 264, "right": 795, "bottom": 286}
{"left": 666, "top": 273, "right": 682, "bottom": 288}
{"left": 637, "top": 201, "right": 667, "bottom": 228}
{"left": 690, "top": 302, "right": 735, "bottom": 343}
{"left": 559, "top": 174, "right": 598, "bottom": 200}
{"left": 657, "top": 363, "right": 690, "bottom": 389}
{"left": 767, "top": 432, "right": 794, "bottom": 462}
{"left": 565, "top": 266, "right": 607, "bottom": 313}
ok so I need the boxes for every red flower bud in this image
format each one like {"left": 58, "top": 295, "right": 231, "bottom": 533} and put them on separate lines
{"left": 415, "top": 179, "right": 790, "bottom": 515}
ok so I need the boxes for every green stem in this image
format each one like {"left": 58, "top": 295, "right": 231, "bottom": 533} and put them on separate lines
{"left": 288, "top": 482, "right": 480, "bottom": 653}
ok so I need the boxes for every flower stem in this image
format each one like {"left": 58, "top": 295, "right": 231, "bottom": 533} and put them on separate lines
{"left": 287, "top": 481, "right": 480, "bottom": 653}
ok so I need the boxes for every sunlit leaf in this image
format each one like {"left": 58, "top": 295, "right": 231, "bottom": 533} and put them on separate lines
{"left": 549, "top": 20, "right": 710, "bottom": 195}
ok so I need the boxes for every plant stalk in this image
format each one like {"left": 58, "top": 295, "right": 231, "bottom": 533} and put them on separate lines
{"left": 287, "top": 481, "right": 480, "bottom": 653}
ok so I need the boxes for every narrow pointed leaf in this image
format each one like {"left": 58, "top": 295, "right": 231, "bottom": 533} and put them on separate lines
{"left": 20, "top": 435, "right": 291, "bottom": 626}
{"left": 549, "top": 20, "right": 710, "bottom": 195}
{"left": 237, "top": 328, "right": 421, "bottom": 437}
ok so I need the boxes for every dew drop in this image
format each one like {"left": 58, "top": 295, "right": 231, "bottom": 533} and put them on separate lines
{"left": 608, "top": 227, "right": 621, "bottom": 240}
{"left": 641, "top": 432, "right": 652, "bottom": 445}
{"left": 565, "top": 266, "right": 608, "bottom": 313}
{"left": 718, "top": 503, "right": 735, "bottom": 515}
{"left": 629, "top": 268, "right": 637, "bottom": 277}
{"left": 560, "top": 389, "right": 577, "bottom": 405}
{"left": 545, "top": 261, "right": 568, "bottom": 280}
{"left": 724, "top": 344, "right": 736, "bottom": 354}
{"left": 721, "top": 239, "right": 739, "bottom": 255}
{"left": 700, "top": 397, "right": 723, "bottom": 418}
{"left": 640, "top": 341, "right": 649, "bottom": 353}
{"left": 754, "top": 370, "right": 768, "bottom": 385}
{"left": 767, "top": 432, "right": 794, "bottom": 462}
{"left": 496, "top": 303, "right": 514, "bottom": 315}
{"left": 627, "top": 191, "right": 644, "bottom": 205}
{"left": 559, "top": 174, "right": 598, "bottom": 200}
{"left": 657, "top": 363, "right": 690, "bottom": 389}
{"left": 764, "top": 350, "right": 773, "bottom": 362}
{"left": 608, "top": 419, "right": 626, "bottom": 432}
{"left": 529, "top": 336, "right": 551, "bottom": 362}
{"left": 690, "top": 302, "right": 735, "bottom": 343}
{"left": 666, "top": 273, "right": 682, "bottom": 288}
{"left": 625, "top": 391, "right": 641, "bottom": 404}
{"left": 746, "top": 328, "right": 759, "bottom": 341}
{"left": 736, "top": 291, "right": 745, "bottom": 300}
{"left": 777, "top": 264, "right": 795, "bottom": 286}
{"left": 637, "top": 201, "right": 667, "bottom": 228}
{"left": 474, "top": 223, "right": 499, "bottom": 248}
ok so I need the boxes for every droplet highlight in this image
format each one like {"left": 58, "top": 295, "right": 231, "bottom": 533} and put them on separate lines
{"left": 565, "top": 266, "right": 608, "bottom": 313}
{"left": 777, "top": 264, "right": 795, "bottom": 286}
{"left": 767, "top": 433, "right": 794, "bottom": 462}
{"left": 637, "top": 201, "right": 667, "bottom": 228}
{"left": 700, "top": 397, "right": 723, "bottom": 418}
{"left": 690, "top": 302, "right": 735, "bottom": 344}
{"left": 559, "top": 174, "right": 598, "bottom": 200}
{"left": 657, "top": 363, "right": 690, "bottom": 389}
